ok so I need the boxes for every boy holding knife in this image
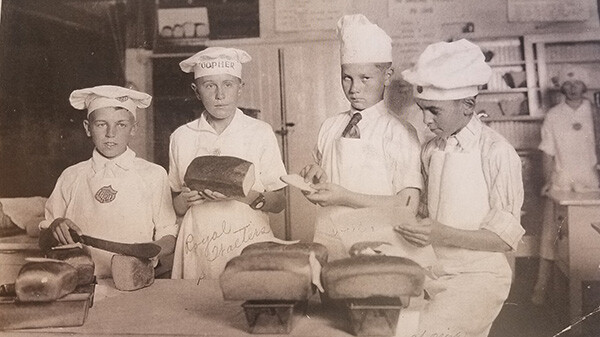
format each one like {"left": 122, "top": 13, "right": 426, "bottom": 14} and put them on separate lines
{"left": 40, "top": 85, "right": 178, "bottom": 277}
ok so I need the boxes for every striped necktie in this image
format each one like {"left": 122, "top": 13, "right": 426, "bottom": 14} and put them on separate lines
{"left": 342, "top": 112, "right": 362, "bottom": 138}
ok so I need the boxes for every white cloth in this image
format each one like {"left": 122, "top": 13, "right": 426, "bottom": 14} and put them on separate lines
{"left": 0, "top": 197, "right": 47, "bottom": 230}
{"left": 312, "top": 101, "right": 422, "bottom": 260}
{"left": 336, "top": 14, "right": 392, "bottom": 64}
{"left": 40, "top": 148, "right": 178, "bottom": 277}
{"left": 539, "top": 99, "right": 599, "bottom": 191}
{"left": 179, "top": 47, "right": 251, "bottom": 79}
{"left": 401, "top": 39, "right": 492, "bottom": 100}
{"left": 169, "top": 109, "right": 287, "bottom": 280}
{"left": 418, "top": 116, "right": 523, "bottom": 337}
{"left": 69, "top": 85, "right": 152, "bottom": 118}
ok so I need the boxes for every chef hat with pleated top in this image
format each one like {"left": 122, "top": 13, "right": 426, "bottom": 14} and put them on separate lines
{"left": 69, "top": 85, "right": 152, "bottom": 119}
{"left": 179, "top": 47, "right": 251, "bottom": 79}
{"left": 556, "top": 64, "right": 589, "bottom": 86}
{"left": 401, "top": 39, "right": 492, "bottom": 101}
{"left": 337, "top": 14, "right": 392, "bottom": 65}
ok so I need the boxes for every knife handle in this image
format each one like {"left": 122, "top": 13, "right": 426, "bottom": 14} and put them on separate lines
{"left": 68, "top": 228, "right": 83, "bottom": 244}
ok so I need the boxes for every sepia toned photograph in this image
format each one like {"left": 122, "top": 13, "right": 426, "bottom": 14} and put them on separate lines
{"left": 1, "top": 0, "right": 600, "bottom": 336}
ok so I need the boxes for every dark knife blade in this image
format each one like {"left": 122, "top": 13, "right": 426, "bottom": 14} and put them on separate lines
{"left": 70, "top": 230, "right": 161, "bottom": 259}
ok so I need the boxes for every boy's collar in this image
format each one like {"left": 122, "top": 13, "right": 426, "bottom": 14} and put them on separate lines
{"left": 445, "top": 115, "right": 481, "bottom": 150}
{"left": 349, "top": 100, "right": 386, "bottom": 121}
{"left": 92, "top": 147, "right": 135, "bottom": 173}
{"left": 192, "top": 108, "right": 243, "bottom": 133}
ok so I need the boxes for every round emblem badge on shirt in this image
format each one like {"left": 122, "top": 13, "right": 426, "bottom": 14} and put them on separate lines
{"left": 572, "top": 122, "right": 582, "bottom": 131}
{"left": 95, "top": 185, "right": 118, "bottom": 203}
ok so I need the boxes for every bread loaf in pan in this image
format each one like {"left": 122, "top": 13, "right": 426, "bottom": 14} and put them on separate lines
{"left": 322, "top": 255, "right": 424, "bottom": 299}
{"left": 241, "top": 241, "right": 329, "bottom": 265}
{"left": 220, "top": 251, "right": 314, "bottom": 301}
{"left": 184, "top": 155, "right": 255, "bottom": 198}
{"left": 15, "top": 260, "right": 79, "bottom": 302}
{"left": 111, "top": 255, "right": 154, "bottom": 291}
{"left": 47, "top": 247, "right": 95, "bottom": 285}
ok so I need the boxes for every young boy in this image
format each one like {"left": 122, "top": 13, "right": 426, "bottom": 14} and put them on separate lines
{"left": 300, "top": 14, "right": 422, "bottom": 260}
{"left": 397, "top": 39, "right": 525, "bottom": 337}
{"left": 170, "top": 47, "right": 288, "bottom": 280}
{"left": 40, "top": 85, "right": 178, "bottom": 277}
{"left": 532, "top": 66, "right": 599, "bottom": 304}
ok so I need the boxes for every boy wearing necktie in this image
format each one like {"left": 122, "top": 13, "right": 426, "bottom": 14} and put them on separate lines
{"left": 300, "top": 14, "right": 422, "bottom": 261}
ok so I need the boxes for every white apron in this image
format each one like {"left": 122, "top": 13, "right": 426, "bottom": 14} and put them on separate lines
{"left": 66, "top": 164, "right": 156, "bottom": 277}
{"left": 171, "top": 172, "right": 275, "bottom": 281}
{"left": 417, "top": 147, "right": 512, "bottom": 337}
{"left": 313, "top": 136, "right": 395, "bottom": 261}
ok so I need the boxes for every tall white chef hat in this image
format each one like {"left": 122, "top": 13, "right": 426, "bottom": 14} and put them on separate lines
{"left": 179, "top": 47, "right": 252, "bottom": 79}
{"left": 556, "top": 64, "right": 589, "bottom": 86}
{"left": 337, "top": 14, "right": 392, "bottom": 65}
{"left": 69, "top": 85, "right": 152, "bottom": 119}
{"left": 401, "top": 39, "right": 492, "bottom": 100}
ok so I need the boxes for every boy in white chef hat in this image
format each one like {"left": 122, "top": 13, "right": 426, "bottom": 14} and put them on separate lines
{"left": 300, "top": 14, "right": 422, "bottom": 261}
{"left": 532, "top": 65, "right": 598, "bottom": 305}
{"left": 170, "top": 47, "right": 288, "bottom": 280}
{"left": 396, "top": 39, "right": 525, "bottom": 337}
{"left": 40, "top": 85, "right": 178, "bottom": 277}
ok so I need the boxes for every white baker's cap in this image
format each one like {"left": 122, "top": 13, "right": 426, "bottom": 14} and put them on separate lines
{"left": 557, "top": 65, "right": 589, "bottom": 86}
{"left": 337, "top": 14, "right": 392, "bottom": 65}
{"left": 401, "top": 39, "right": 492, "bottom": 100}
{"left": 179, "top": 47, "right": 251, "bottom": 79}
{"left": 69, "top": 85, "right": 152, "bottom": 119}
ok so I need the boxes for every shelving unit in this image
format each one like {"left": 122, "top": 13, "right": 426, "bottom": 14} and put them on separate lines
{"left": 524, "top": 30, "right": 600, "bottom": 116}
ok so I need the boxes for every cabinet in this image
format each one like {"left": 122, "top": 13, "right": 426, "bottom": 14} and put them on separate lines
{"left": 548, "top": 190, "right": 600, "bottom": 335}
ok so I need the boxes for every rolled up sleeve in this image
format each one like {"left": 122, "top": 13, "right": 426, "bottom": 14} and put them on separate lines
{"left": 480, "top": 141, "right": 525, "bottom": 251}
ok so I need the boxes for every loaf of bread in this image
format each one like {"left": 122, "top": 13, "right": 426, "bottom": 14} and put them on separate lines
{"left": 15, "top": 259, "right": 78, "bottom": 302}
{"left": 241, "top": 241, "right": 329, "bottom": 265}
{"left": 348, "top": 241, "right": 391, "bottom": 257}
{"left": 220, "top": 251, "right": 314, "bottom": 301}
{"left": 111, "top": 255, "right": 154, "bottom": 291}
{"left": 184, "top": 155, "right": 255, "bottom": 198}
{"left": 47, "top": 246, "right": 95, "bottom": 285}
{"left": 322, "top": 255, "right": 425, "bottom": 299}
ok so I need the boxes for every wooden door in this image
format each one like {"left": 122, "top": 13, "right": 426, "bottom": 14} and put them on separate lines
{"left": 279, "top": 41, "right": 348, "bottom": 242}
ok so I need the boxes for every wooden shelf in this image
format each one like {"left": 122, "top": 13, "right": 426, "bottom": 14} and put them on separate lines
{"left": 488, "top": 61, "right": 526, "bottom": 67}
{"left": 481, "top": 115, "right": 544, "bottom": 122}
{"left": 480, "top": 88, "right": 530, "bottom": 94}
{"left": 547, "top": 59, "right": 600, "bottom": 65}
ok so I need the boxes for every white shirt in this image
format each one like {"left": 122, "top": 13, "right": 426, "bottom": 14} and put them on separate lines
{"left": 41, "top": 148, "right": 178, "bottom": 275}
{"left": 539, "top": 99, "right": 599, "bottom": 190}
{"left": 314, "top": 101, "right": 423, "bottom": 194}
{"left": 422, "top": 116, "right": 525, "bottom": 250}
{"left": 169, "top": 109, "right": 287, "bottom": 193}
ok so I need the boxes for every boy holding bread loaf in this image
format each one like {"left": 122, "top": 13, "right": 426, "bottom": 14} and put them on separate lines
{"left": 40, "top": 85, "right": 179, "bottom": 278}
{"left": 300, "top": 14, "right": 422, "bottom": 260}
{"left": 169, "top": 47, "right": 288, "bottom": 280}
{"left": 397, "top": 39, "right": 525, "bottom": 337}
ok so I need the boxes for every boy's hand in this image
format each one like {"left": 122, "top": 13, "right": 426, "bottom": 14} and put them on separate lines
{"left": 200, "top": 189, "right": 231, "bottom": 202}
{"left": 304, "top": 183, "right": 349, "bottom": 207}
{"left": 180, "top": 187, "right": 206, "bottom": 206}
{"left": 393, "top": 217, "right": 437, "bottom": 247}
{"left": 49, "top": 218, "right": 83, "bottom": 245}
{"left": 300, "top": 164, "right": 328, "bottom": 186}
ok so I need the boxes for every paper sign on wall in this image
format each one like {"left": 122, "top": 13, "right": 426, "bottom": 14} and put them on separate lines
{"left": 275, "top": 0, "right": 347, "bottom": 32}
{"left": 508, "top": 0, "right": 590, "bottom": 22}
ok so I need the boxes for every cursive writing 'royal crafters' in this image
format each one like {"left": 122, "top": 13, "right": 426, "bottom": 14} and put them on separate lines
{"left": 184, "top": 220, "right": 272, "bottom": 262}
